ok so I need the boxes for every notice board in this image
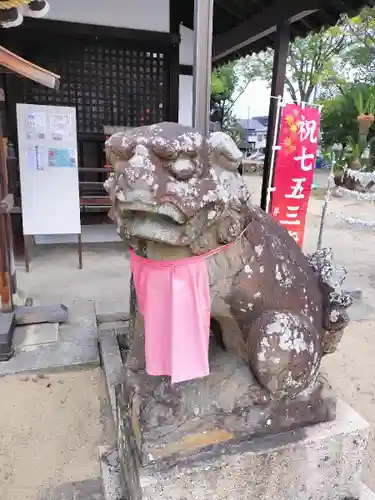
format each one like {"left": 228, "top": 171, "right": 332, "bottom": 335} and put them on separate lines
{"left": 16, "top": 104, "right": 81, "bottom": 236}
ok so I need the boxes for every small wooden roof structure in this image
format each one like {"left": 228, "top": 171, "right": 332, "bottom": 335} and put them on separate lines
{"left": 0, "top": 44, "right": 59, "bottom": 88}
{"left": 178, "top": 0, "right": 375, "bottom": 64}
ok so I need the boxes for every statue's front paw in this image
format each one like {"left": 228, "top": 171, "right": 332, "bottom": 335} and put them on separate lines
{"left": 247, "top": 311, "right": 322, "bottom": 399}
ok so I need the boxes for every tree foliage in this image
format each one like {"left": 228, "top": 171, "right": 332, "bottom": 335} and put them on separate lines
{"left": 341, "top": 8, "right": 375, "bottom": 84}
{"left": 239, "top": 25, "right": 351, "bottom": 102}
{"left": 211, "top": 6, "right": 375, "bottom": 152}
{"left": 320, "top": 84, "right": 375, "bottom": 171}
{"left": 321, "top": 85, "right": 375, "bottom": 146}
{"left": 320, "top": 91, "right": 358, "bottom": 149}
{"left": 210, "top": 61, "right": 257, "bottom": 141}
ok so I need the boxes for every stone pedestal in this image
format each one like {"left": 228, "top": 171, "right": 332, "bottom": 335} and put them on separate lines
{"left": 114, "top": 347, "right": 370, "bottom": 500}
{"left": 116, "top": 347, "right": 337, "bottom": 465}
{"left": 115, "top": 396, "right": 369, "bottom": 500}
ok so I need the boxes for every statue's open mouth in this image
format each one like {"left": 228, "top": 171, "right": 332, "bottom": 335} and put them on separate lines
{"left": 117, "top": 202, "right": 191, "bottom": 246}
{"left": 120, "top": 201, "right": 187, "bottom": 226}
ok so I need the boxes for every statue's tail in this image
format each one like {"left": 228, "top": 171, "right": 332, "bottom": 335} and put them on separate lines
{"left": 307, "top": 248, "right": 353, "bottom": 354}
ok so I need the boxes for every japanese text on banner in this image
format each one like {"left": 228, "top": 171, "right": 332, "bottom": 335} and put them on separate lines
{"left": 270, "top": 103, "right": 321, "bottom": 247}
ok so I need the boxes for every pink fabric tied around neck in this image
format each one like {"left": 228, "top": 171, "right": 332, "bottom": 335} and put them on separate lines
{"left": 129, "top": 245, "right": 226, "bottom": 384}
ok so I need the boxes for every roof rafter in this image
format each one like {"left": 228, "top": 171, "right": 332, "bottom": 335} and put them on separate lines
{"left": 212, "top": 0, "right": 324, "bottom": 62}
{"left": 214, "top": 0, "right": 247, "bottom": 21}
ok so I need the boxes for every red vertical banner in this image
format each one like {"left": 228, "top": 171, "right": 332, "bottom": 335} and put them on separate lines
{"left": 270, "top": 103, "right": 321, "bottom": 247}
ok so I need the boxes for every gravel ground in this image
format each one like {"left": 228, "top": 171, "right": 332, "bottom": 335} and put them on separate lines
{"left": 0, "top": 369, "right": 113, "bottom": 500}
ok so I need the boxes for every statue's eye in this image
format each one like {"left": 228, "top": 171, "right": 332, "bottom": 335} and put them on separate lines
{"left": 168, "top": 155, "right": 196, "bottom": 181}
{"left": 151, "top": 137, "right": 179, "bottom": 160}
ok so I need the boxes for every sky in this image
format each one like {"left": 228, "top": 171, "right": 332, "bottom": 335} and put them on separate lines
{"left": 233, "top": 80, "right": 271, "bottom": 119}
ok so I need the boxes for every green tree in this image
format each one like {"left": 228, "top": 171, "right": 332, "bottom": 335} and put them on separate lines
{"left": 320, "top": 84, "right": 375, "bottom": 146}
{"left": 320, "top": 84, "right": 375, "bottom": 170}
{"left": 210, "top": 61, "right": 256, "bottom": 142}
{"left": 341, "top": 7, "right": 375, "bottom": 84}
{"left": 320, "top": 92, "right": 358, "bottom": 149}
{"left": 239, "top": 25, "right": 350, "bottom": 102}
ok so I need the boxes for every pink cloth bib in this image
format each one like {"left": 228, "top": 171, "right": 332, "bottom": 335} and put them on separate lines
{"left": 129, "top": 245, "right": 226, "bottom": 384}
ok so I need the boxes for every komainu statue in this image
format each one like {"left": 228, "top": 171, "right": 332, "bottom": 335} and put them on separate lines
{"left": 104, "top": 123, "right": 352, "bottom": 449}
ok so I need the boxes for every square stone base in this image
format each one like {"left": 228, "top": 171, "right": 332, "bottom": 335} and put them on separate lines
{"left": 118, "top": 400, "right": 369, "bottom": 500}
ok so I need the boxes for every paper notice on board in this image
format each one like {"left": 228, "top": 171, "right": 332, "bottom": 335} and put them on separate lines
{"left": 48, "top": 148, "right": 76, "bottom": 168}
{"left": 49, "top": 113, "right": 72, "bottom": 141}
{"left": 27, "top": 145, "right": 46, "bottom": 171}
{"left": 25, "top": 112, "right": 47, "bottom": 141}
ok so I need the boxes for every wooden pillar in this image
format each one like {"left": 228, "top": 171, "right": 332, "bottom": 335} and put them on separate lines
{"left": 192, "top": 0, "right": 214, "bottom": 136}
{"left": 260, "top": 22, "right": 290, "bottom": 211}
{"left": 0, "top": 134, "right": 14, "bottom": 313}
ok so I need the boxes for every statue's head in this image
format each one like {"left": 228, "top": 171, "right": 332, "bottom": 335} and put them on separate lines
{"left": 104, "top": 122, "right": 251, "bottom": 253}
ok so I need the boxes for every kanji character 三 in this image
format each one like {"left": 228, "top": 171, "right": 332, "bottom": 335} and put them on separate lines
{"left": 279, "top": 206, "right": 300, "bottom": 226}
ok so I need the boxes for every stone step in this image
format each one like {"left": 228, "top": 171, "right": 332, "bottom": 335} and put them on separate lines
{"left": 98, "top": 328, "right": 123, "bottom": 426}
{"left": 97, "top": 312, "right": 129, "bottom": 324}
{"left": 0, "top": 300, "right": 99, "bottom": 377}
{"left": 98, "top": 321, "right": 129, "bottom": 339}
{"left": 13, "top": 322, "right": 59, "bottom": 351}
{"left": 99, "top": 446, "right": 126, "bottom": 500}
{"left": 41, "top": 478, "right": 104, "bottom": 499}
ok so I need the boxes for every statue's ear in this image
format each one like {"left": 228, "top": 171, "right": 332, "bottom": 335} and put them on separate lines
{"left": 208, "top": 132, "right": 243, "bottom": 172}
{"left": 105, "top": 133, "right": 136, "bottom": 161}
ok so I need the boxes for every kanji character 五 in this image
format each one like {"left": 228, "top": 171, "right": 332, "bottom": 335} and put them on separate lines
{"left": 285, "top": 178, "right": 306, "bottom": 200}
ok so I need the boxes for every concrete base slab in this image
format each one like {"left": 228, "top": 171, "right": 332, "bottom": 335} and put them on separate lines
{"left": 116, "top": 399, "right": 369, "bottom": 500}
{"left": 99, "top": 446, "right": 375, "bottom": 500}
{"left": 0, "top": 300, "right": 99, "bottom": 377}
{"left": 14, "top": 322, "right": 58, "bottom": 350}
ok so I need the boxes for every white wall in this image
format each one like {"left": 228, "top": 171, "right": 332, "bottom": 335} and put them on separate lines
{"left": 39, "top": 0, "right": 170, "bottom": 32}
{"left": 179, "top": 75, "right": 193, "bottom": 127}
{"left": 179, "top": 25, "right": 194, "bottom": 126}
{"left": 180, "top": 25, "right": 194, "bottom": 65}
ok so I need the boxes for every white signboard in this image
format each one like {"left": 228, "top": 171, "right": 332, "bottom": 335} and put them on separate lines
{"left": 16, "top": 104, "right": 81, "bottom": 236}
